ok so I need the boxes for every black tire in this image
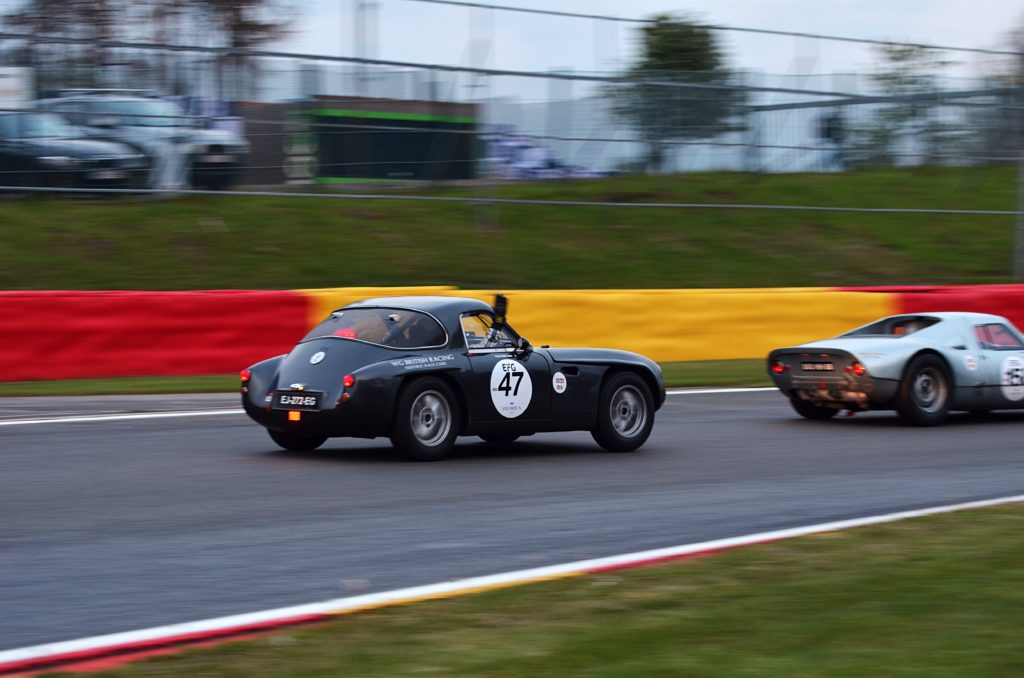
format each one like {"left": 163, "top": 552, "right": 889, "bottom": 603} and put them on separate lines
{"left": 390, "top": 377, "right": 461, "bottom": 461}
{"left": 789, "top": 397, "right": 840, "bottom": 420}
{"left": 479, "top": 434, "right": 520, "bottom": 445}
{"left": 895, "top": 354, "right": 951, "bottom": 426}
{"left": 268, "top": 429, "right": 328, "bottom": 451}
{"left": 591, "top": 372, "right": 655, "bottom": 453}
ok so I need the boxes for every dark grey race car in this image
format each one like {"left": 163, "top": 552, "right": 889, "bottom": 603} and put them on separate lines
{"left": 242, "top": 295, "right": 665, "bottom": 460}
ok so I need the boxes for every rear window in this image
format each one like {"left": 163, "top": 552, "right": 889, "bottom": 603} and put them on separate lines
{"left": 842, "top": 316, "right": 940, "bottom": 338}
{"left": 303, "top": 308, "right": 446, "bottom": 349}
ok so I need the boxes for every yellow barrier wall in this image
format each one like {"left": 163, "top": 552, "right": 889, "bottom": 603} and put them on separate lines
{"left": 298, "top": 287, "right": 899, "bottom": 362}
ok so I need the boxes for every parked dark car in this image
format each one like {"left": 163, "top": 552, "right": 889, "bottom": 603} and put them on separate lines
{"left": 0, "top": 111, "right": 148, "bottom": 189}
{"left": 242, "top": 295, "right": 665, "bottom": 460}
{"left": 37, "top": 92, "right": 248, "bottom": 189}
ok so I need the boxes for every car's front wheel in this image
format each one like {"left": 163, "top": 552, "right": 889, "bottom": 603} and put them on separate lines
{"left": 390, "top": 377, "right": 461, "bottom": 461}
{"left": 268, "top": 430, "right": 328, "bottom": 451}
{"left": 895, "top": 354, "right": 951, "bottom": 426}
{"left": 592, "top": 372, "right": 654, "bottom": 452}
{"left": 789, "top": 397, "right": 840, "bottom": 420}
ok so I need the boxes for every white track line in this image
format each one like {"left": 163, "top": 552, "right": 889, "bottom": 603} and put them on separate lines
{"left": 666, "top": 386, "right": 776, "bottom": 395}
{"left": 1, "top": 492, "right": 1021, "bottom": 671}
{"left": 0, "top": 409, "right": 244, "bottom": 427}
{"left": 0, "top": 388, "right": 773, "bottom": 427}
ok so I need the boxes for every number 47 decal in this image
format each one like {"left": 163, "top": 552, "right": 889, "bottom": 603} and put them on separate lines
{"left": 498, "top": 370, "right": 524, "bottom": 396}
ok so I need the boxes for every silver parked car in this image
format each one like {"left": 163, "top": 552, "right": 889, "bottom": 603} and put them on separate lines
{"left": 767, "top": 312, "right": 1024, "bottom": 425}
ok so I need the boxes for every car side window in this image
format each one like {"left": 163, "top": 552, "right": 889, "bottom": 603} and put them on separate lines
{"left": 975, "top": 323, "right": 1024, "bottom": 350}
{"left": 51, "top": 100, "right": 85, "bottom": 125}
{"left": 461, "top": 313, "right": 515, "bottom": 349}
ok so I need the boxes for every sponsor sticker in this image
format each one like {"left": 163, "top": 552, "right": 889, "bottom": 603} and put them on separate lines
{"left": 309, "top": 351, "right": 326, "bottom": 365}
{"left": 1000, "top": 356, "right": 1024, "bottom": 401}
{"left": 389, "top": 354, "right": 454, "bottom": 370}
{"left": 552, "top": 372, "right": 567, "bottom": 394}
{"left": 490, "top": 358, "right": 533, "bottom": 418}
{"left": 964, "top": 355, "right": 977, "bottom": 371}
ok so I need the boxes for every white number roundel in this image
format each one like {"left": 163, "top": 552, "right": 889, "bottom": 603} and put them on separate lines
{"left": 490, "top": 359, "right": 533, "bottom": 418}
{"left": 1000, "top": 356, "right": 1024, "bottom": 401}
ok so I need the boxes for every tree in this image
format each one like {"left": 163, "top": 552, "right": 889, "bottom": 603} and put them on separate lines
{"left": 609, "top": 14, "right": 745, "bottom": 173}
{"left": 850, "top": 45, "right": 960, "bottom": 167}
{"left": 2, "top": 0, "right": 296, "bottom": 97}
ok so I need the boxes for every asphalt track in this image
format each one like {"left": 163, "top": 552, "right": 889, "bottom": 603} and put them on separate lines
{"left": 3, "top": 390, "right": 1024, "bottom": 651}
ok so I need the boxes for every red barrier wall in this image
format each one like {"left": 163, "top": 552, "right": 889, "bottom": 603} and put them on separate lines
{"left": 843, "top": 285, "right": 1024, "bottom": 330}
{"left": 0, "top": 291, "right": 309, "bottom": 381}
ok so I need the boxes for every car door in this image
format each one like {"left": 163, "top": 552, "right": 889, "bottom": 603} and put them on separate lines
{"left": 972, "top": 321, "right": 1024, "bottom": 409}
{"left": 460, "top": 312, "right": 552, "bottom": 424}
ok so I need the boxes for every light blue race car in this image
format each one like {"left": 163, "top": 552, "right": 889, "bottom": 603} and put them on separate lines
{"left": 768, "top": 312, "right": 1024, "bottom": 425}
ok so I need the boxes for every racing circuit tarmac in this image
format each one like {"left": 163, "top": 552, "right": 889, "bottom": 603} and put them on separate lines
{"left": 3, "top": 389, "right": 1024, "bottom": 651}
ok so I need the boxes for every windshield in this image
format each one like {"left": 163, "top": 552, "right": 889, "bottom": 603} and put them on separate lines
{"left": 303, "top": 308, "right": 447, "bottom": 349}
{"left": 91, "top": 99, "right": 185, "bottom": 127}
{"left": 7, "top": 113, "right": 84, "bottom": 139}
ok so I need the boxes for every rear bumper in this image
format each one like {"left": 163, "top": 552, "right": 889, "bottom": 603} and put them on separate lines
{"left": 242, "top": 389, "right": 389, "bottom": 438}
{"left": 772, "top": 374, "right": 899, "bottom": 409}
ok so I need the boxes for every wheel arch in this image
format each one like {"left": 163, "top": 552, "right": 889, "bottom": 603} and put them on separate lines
{"left": 901, "top": 349, "right": 956, "bottom": 388}
{"left": 598, "top": 365, "right": 661, "bottom": 408}
{"left": 394, "top": 370, "right": 469, "bottom": 435}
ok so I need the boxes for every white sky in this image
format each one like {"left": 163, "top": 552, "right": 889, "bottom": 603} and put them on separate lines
{"left": 279, "top": 0, "right": 1024, "bottom": 81}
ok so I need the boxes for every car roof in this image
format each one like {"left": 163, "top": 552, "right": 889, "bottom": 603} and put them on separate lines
{"left": 342, "top": 295, "right": 494, "bottom": 316}
{"left": 885, "top": 311, "right": 1011, "bottom": 324}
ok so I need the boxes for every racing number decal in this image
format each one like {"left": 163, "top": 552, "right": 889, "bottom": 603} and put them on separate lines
{"left": 1000, "top": 356, "right": 1024, "bottom": 401}
{"left": 490, "top": 358, "right": 533, "bottom": 418}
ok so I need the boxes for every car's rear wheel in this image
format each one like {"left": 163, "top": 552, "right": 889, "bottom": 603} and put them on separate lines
{"left": 591, "top": 372, "right": 654, "bottom": 453}
{"left": 789, "top": 397, "right": 840, "bottom": 420}
{"left": 895, "top": 354, "right": 951, "bottom": 426}
{"left": 479, "top": 434, "right": 520, "bottom": 445}
{"left": 268, "top": 430, "right": 328, "bottom": 451}
{"left": 390, "top": 377, "right": 461, "bottom": 461}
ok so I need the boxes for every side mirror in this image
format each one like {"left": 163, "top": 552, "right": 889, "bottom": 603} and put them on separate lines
{"left": 493, "top": 294, "right": 508, "bottom": 326}
{"left": 516, "top": 336, "right": 531, "bottom": 353}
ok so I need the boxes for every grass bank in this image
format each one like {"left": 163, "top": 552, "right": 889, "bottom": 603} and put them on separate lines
{"left": 92, "top": 503, "right": 1024, "bottom": 677}
{"left": 0, "top": 359, "right": 768, "bottom": 396}
{"left": 0, "top": 166, "right": 1015, "bottom": 291}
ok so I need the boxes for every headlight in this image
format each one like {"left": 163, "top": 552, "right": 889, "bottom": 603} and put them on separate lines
{"left": 38, "top": 156, "right": 78, "bottom": 167}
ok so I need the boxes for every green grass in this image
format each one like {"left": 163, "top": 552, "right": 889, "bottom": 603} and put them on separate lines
{"left": 0, "top": 360, "right": 768, "bottom": 396}
{"left": 81, "top": 503, "right": 1024, "bottom": 677}
{"left": 0, "top": 166, "right": 1015, "bottom": 291}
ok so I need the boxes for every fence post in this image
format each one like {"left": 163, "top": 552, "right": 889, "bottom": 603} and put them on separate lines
{"left": 1015, "top": 49, "right": 1024, "bottom": 279}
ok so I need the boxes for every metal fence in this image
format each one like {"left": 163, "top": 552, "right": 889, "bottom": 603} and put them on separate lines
{"left": 2, "top": 29, "right": 1021, "bottom": 187}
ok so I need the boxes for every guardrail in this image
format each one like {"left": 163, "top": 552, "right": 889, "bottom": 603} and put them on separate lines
{"left": 2, "top": 284, "right": 1019, "bottom": 381}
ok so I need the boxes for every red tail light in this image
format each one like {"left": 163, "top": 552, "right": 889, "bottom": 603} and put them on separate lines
{"left": 335, "top": 328, "right": 358, "bottom": 338}
{"left": 343, "top": 374, "right": 356, "bottom": 388}
{"left": 851, "top": 362, "right": 866, "bottom": 376}
{"left": 771, "top": 361, "right": 788, "bottom": 374}
{"left": 240, "top": 368, "right": 251, "bottom": 382}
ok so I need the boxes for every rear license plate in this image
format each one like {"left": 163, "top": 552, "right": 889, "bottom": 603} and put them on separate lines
{"left": 273, "top": 391, "right": 323, "bottom": 411}
{"left": 801, "top": 362, "right": 835, "bottom": 372}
